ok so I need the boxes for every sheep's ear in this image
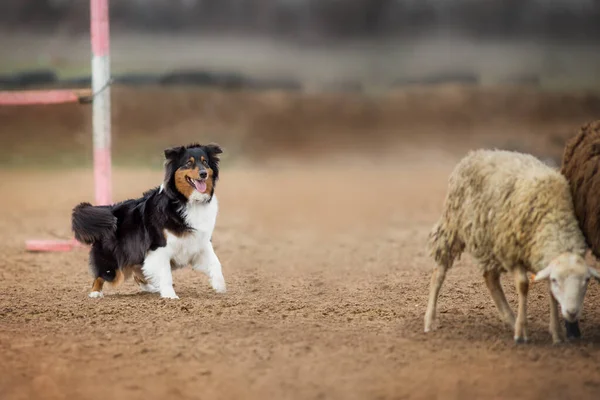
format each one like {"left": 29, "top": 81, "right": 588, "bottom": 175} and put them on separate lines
{"left": 534, "top": 264, "right": 553, "bottom": 282}
{"left": 589, "top": 267, "right": 600, "bottom": 283}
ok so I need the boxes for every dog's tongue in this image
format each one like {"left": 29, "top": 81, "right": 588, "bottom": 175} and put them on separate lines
{"left": 194, "top": 179, "right": 207, "bottom": 193}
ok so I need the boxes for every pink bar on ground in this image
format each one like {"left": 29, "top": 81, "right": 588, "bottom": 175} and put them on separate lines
{"left": 25, "top": 238, "right": 85, "bottom": 252}
{"left": 0, "top": 90, "right": 81, "bottom": 106}
{"left": 91, "top": 0, "right": 110, "bottom": 56}
{"left": 94, "top": 147, "right": 112, "bottom": 205}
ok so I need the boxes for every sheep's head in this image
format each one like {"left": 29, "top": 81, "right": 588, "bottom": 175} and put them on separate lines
{"left": 534, "top": 253, "right": 600, "bottom": 322}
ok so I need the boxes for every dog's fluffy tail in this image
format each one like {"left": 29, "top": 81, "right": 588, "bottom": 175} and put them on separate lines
{"left": 71, "top": 202, "right": 117, "bottom": 245}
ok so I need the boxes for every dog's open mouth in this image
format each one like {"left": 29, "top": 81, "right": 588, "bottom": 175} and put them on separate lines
{"left": 186, "top": 176, "right": 207, "bottom": 193}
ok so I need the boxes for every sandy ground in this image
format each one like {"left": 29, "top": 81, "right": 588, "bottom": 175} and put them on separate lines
{"left": 1, "top": 87, "right": 600, "bottom": 399}
{"left": 1, "top": 156, "right": 600, "bottom": 400}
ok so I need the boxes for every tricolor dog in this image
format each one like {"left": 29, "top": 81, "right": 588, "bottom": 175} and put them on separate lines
{"left": 71, "top": 143, "right": 225, "bottom": 299}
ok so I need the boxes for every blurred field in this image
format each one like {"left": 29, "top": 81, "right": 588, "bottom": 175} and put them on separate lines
{"left": 3, "top": 33, "right": 600, "bottom": 90}
{"left": 1, "top": 85, "right": 600, "bottom": 399}
{"left": 2, "top": 85, "right": 600, "bottom": 167}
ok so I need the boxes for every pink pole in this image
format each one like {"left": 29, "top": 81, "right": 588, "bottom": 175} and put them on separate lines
{"left": 0, "top": 89, "right": 82, "bottom": 105}
{"left": 91, "top": 0, "right": 112, "bottom": 206}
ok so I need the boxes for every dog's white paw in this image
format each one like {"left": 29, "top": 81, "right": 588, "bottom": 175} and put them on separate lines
{"left": 160, "top": 287, "right": 179, "bottom": 299}
{"left": 211, "top": 277, "right": 227, "bottom": 294}
{"left": 139, "top": 283, "right": 160, "bottom": 293}
{"left": 89, "top": 291, "right": 104, "bottom": 299}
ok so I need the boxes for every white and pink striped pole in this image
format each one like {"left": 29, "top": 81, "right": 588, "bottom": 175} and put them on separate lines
{"left": 91, "top": 0, "right": 112, "bottom": 206}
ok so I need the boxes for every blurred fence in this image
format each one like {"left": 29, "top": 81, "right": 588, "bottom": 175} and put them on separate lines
{"left": 2, "top": 1, "right": 600, "bottom": 92}
{"left": 2, "top": 0, "right": 600, "bottom": 41}
{"left": 0, "top": 69, "right": 304, "bottom": 92}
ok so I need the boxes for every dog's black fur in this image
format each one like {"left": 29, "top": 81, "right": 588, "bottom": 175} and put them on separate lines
{"left": 71, "top": 143, "right": 222, "bottom": 284}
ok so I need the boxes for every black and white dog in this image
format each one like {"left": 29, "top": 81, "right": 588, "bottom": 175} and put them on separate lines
{"left": 71, "top": 143, "right": 226, "bottom": 299}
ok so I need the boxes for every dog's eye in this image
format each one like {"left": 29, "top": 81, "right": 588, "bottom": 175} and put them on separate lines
{"left": 551, "top": 278, "right": 558, "bottom": 284}
{"left": 185, "top": 161, "right": 193, "bottom": 168}
{"left": 202, "top": 159, "right": 209, "bottom": 166}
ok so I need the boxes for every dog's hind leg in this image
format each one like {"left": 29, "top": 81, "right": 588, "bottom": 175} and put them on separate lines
{"left": 89, "top": 277, "right": 105, "bottom": 298}
{"left": 88, "top": 243, "right": 118, "bottom": 299}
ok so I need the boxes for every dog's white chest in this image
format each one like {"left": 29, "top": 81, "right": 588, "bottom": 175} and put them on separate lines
{"left": 168, "top": 196, "right": 218, "bottom": 268}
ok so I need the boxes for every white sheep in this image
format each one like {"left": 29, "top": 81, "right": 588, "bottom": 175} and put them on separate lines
{"left": 424, "top": 149, "right": 600, "bottom": 344}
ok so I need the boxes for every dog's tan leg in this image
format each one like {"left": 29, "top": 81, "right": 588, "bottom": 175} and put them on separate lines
{"left": 133, "top": 267, "right": 159, "bottom": 293}
{"left": 133, "top": 274, "right": 146, "bottom": 285}
{"left": 89, "top": 277, "right": 104, "bottom": 298}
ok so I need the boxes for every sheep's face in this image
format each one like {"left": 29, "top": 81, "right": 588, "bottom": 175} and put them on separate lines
{"left": 534, "top": 253, "right": 600, "bottom": 322}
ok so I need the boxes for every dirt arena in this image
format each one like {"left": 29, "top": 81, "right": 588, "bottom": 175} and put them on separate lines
{"left": 2, "top": 87, "right": 600, "bottom": 400}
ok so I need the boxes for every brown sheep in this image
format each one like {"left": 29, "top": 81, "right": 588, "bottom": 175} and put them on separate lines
{"left": 561, "top": 120, "right": 600, "bottom": 258}
{"left": 560, "top": 120, "right": 600, "bottom": 338}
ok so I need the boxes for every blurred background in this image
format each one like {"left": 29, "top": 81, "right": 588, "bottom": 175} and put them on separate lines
{"left": 1, "top": 0, "right": 600, "bottom": 167}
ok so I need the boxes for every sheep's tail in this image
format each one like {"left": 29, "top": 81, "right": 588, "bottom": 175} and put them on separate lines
{"left": 71, "top": 202, "right": 117, "bottom": 245}
{"left": 427, "top": 220, "right": 465, "bottom": 269}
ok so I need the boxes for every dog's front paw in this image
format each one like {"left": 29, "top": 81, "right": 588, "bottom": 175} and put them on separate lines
{"left": 139, "top": 283, "right": 160, "bottom": 293}
{"left": 160, "top": 287, "right": 179, "bottom": 299}
{"left": 211, "top": 277, "right": 227, "bottom": 294}
{"left": 89, "top": 291, "right": 104, "bottom": 299}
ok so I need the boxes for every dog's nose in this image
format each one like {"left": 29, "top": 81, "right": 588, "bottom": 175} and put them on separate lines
{"left": 199, "top": 170, "right": 207, "bottom": 179}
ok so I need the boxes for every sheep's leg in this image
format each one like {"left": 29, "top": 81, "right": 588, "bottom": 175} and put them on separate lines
{"left": 548, "top": 285, "right": 564, "bottom": 344}
{"left": 513, "top": 267, "right": 529, "bottom": 343}
{"left": 483, "top": 269, "right": 515, "bottom": 328}
{"left": 424, "top": 265, "right": 447, "bottom": 333}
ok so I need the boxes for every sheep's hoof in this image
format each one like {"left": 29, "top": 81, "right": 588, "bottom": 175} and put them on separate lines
{"left": 565, "top": 321, "right": 581, "bottom": 340}
{"left": 514, "top": 336, "right": 528, "bottom": 344}
{"left": 424, "top": 319, "right": 438, "bottom": 333}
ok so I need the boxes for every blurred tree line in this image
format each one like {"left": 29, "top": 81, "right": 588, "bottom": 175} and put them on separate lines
{"left": 1, "top": 0, "right": 600, "bottom": 41}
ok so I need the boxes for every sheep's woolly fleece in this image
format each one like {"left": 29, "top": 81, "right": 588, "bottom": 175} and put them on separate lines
{"left": 428, "top": 149, "right": 587, "bottom": 273}
{"left": 561, "top": 120, "right": 600, "bottom": 259}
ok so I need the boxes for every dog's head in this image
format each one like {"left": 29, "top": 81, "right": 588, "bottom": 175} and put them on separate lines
{"left": 163, "top": 143, "right": 223, "bottom": 203}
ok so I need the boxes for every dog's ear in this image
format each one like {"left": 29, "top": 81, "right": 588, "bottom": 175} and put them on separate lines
{"left": 164, "top": 146, "right": 184, "bottom": 161}
{"left": 204, "top": 143, "right": 223, "bottom": 166}
{"left": 204, "top": 143, "right": 223, "bottom": 157}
